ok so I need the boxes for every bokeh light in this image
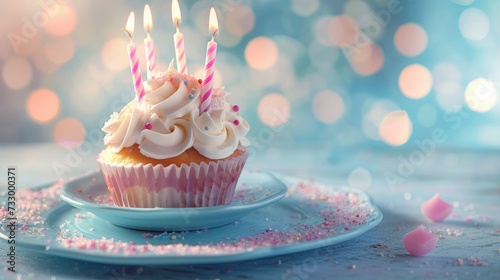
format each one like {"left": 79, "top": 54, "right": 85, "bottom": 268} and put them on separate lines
{"left": 33, "top": 49, "right": 59, "bottom": 73}
{"left": 349, "top": 43, "right": 373, "bottom": 64}
{"left": 245, "top": 37, "right": 279, "bottom": 71}
{"left": 274, "top": 36, "right": 305, "bottom": 63}
{"left": 44, "top": 37, "right": 75, "bottom": 65}
{"left": 432, "top": 62, "right": 463, "bottom": 110}
{"left": 258, "top": 94, "right": 291, "bottom": 127}
{"left": 399, "top": 64, "right": 432, "bottom": 99}
{"left": 362, "top": 100, "right": 399, "bottom": 140}
{"left": 344, "top": 0, "right": 371, "bottom": 21}
{"left": 464, "top": 78, "right": 498, "bottom": 112}
{"left": 394, "top": 23, "right": 427, "bottom": 57}
{"left": 292, "top": 0, "right": 320, "bottom": 17}
{"left": 224, "top": 5, "right": 255, "bottom": 37}
{"left": 53, "top": 118, "right": 85, "bottom": 148}
{"left": 435, "top": 80, "right": 464, "bottom": 111}
{"left": 44, "top": 4, "right": 78, "bottom": 37}
{"left": 327, "top": 15, "right": 358, "bottom": 47}
{"left": 314, "top": 16, "right": 334, "bottom": 46}
{"left": 2, "top": 0, "right": 500, "bottom": 151}
{"left": 312, "top": 90, "right": 344, "bottom": 124}
{"left": 379, "top": 110, "right": 412, "bottom": 146}
{"left": 44, "top": 4, "right": 77, "bottom": 36}
{"left": 217, "top": 30, "right": 243, "bottom": 47}
{"left": 459, "top": 8, "right": 489, "bottom": 41}
{"left": 70, "top": 79, "right": 104, "bottom": 115}
{"left": 347, "top": 167, "right": 372, "bottom": 191}
{"left": 2, "top": 57, "right": 32, "bottom": 90}
{"left": 101, "top": 37, "right": 129, "bottom": 72}
{"left": 26, "top": 89, "right": 60, "bottom": 123}
{"left": 350, "top": 44, "right": 384, "bottom": 76}
{"left": 9, "top": 30, "right": 41, "bottom": 57}
{"left": 432, "top": 62, "right": 461, "bottom": 86}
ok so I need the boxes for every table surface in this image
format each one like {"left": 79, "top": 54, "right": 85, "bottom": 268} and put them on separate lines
{"left": 1, "top": 143, "right": 500, "bottom": 280}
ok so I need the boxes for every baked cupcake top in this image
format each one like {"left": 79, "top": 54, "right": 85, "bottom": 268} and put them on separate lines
{"left": 102, "top": 63, "right": 250, "bottom": 160}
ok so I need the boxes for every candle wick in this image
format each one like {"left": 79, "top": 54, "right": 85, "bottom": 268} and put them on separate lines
{"left": 211, "top": 28, "right": 218, "bottom": 41}
{"left": 122, "top": 28, "right": 132, "bottom": 40}
{"left": 176, "top": 19, "right": 180, "bottom": 33}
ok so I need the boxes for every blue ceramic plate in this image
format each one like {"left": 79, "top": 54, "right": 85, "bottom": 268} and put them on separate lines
{"left": 60, "top": 171, "right": 288, "bottom": 231}
{"left": 0, "top": 171, "right": 382, "bottom": 265}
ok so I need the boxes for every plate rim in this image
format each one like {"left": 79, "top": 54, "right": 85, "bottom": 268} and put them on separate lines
{"left": 1, "top": 206, "right": 382, "bottom": 265}
{"left": 0, "top": 171, "right": 383, "bottom": 265}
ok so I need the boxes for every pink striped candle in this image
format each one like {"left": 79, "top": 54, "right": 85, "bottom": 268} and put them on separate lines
{"left": 124, "top": 12, "right": 145, "bottom": 102}
{"left": 200, "top": 8, "right": 218, "bottom": 113}
{"left": 172, "top": 0, "right": 187, "bottom": 74}
{"left": 143, "top": 5, "right": 156, "bottom": 79}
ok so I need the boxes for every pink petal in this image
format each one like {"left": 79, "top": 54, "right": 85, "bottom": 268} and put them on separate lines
{"left": 421, "top": 194, "right": 452, "bottom": 222}
{"left": 403, "top": 225, "right": 437, "bottom": 256}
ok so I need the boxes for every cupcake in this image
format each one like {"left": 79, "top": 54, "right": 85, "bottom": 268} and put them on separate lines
{"left": 97, "top": 64, "right": 250, "bottom": 208}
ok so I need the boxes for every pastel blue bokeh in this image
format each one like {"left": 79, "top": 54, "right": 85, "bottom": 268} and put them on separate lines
{"left": 1, "top": 0, "right": 499, "bottom": 153}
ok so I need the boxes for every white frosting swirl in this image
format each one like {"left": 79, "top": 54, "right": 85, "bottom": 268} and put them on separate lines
{"left": 102, "top": 69, "right": 250, "bottom": 160}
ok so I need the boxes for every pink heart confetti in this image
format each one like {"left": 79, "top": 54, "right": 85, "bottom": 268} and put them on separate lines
{"left": 403, "top": 225, "right": 437, "bottom": 256}
{"left": 421, "top": 194, "right": 453, "bottom": 222}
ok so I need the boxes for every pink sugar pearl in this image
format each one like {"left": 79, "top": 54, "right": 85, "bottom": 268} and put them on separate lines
{"left": 403, "top": 225, "right": 437, "bottom": 256}
{"left": 421, "top": 194, "right": 452, "bottom": 222}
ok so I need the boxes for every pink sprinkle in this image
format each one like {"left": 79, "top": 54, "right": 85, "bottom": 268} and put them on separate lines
{"left": 87, "top": 240, "right": 97, "bottom": 250}
{"left": 421, "top": 194, "right": 452, "bottom": 222}
{"left": 232, "top": 105, "right": 239, "bottom": 112}
{"left": 99, "top": 243, "right": 107, "bottom": 251}
{"left": 233, "top": 120, "right": 240, "bottom": 126}
{"left": 144, "top": 123, "right": 152, "bottom": 130}
{"left": 403, "top": 225, "right": 437, "bottom": 256}
{"left": 88, "top": 195, "right": 93, "bottom": 200}
{"left": 77, "top": 189, "right": 82, "bottom": 193}
{"left": 14, "top": 178, "right": 380, "bottom": 257}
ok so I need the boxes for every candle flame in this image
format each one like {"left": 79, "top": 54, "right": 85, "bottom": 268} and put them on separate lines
{"left": 124, "top": 12, "right": 135, "bottom": 38}
{"left": 209, "top": 7, "right": 218, "bottom": 38}
{"left": 143, "top": 5, "right": 153, "bottom": 32}
{"left": 172, "top": 0, "right": 181, "bottom": 29}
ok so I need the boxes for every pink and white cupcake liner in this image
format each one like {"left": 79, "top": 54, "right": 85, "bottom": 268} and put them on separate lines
{"left": 97, "top": 149, "right": 248, "bottom": 208}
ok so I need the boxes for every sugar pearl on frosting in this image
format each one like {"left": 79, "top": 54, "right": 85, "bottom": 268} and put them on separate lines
{"left": 102, "top": 69, "right": 251, "bottom": 160}
{"left": 233, "top": 120, "right": 240, "bottom": 126}
{"left": 198, "top": 79, "right": 202, "bottom": 84}
{"left": 233, "top": 105, "right": 239, "bottom": 112}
